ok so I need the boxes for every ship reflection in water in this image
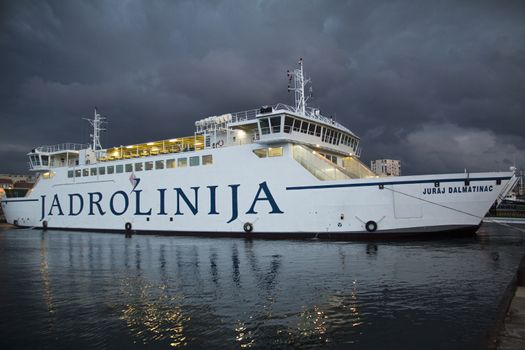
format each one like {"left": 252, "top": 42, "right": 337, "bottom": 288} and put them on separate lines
{"left": 0, "top": 224, "right": 524, "bottom": 349}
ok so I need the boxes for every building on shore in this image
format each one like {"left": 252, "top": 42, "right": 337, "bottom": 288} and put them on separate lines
{"left": 370, "top": 159, "right": 401, "bottom": 177}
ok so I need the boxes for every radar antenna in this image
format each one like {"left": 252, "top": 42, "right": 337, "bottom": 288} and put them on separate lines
{"left": 84, "top": 108, "right": 106, "bottom": 150}
{"left": 287, "top": 58, "right": 311, "bottom": 116}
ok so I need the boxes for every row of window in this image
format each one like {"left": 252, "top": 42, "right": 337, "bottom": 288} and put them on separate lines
{"left": 258, "top": 115, "right": 358, "bottom": 151}
{"left": 66, "top": 155, "right": 213, "bottom": 178}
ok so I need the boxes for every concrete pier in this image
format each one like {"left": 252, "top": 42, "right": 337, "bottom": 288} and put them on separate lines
{"left": 490, "top": 255, "right": 525, "bottom": 349}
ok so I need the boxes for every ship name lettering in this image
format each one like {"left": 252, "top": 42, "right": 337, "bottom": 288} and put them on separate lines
{"left": 39, "top": 182, "right": 283, "bottom": 223}
{"left": 422, "top": 185, "right": 494, "bottom": 195}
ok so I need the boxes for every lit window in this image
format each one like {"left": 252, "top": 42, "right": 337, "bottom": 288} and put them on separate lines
{"left": 202, "top": 155, "right": 213, "bottom": 165}
{"left": 145, "top": 161, "right": 153, "bottom": 171}
{"left": 155, "top": 160, "right": 164, "bottom": 169}
{"left": 99, "top": 167, "right": 106, "bottom": 175}
{"left": 135, "top": 163, "right": 143, "bottom": 171}
{"left": 178, "top": 158, "right": 187, "bottom": 168}
{"left": 268, "top": 147, "right": 283, "bottom": 157}
{"left": 189, "top": 156, "right": 200, "bottom": 167}
{"left": 68, "top": 170, "right": 74, "bottom": 178}
{"left": 125, "top": 164, "right": 133, "bottom": 173}
{"left": 167, "top": 159, "right": 176, "bottom": 169}
{"left": 253, "top": 148, "right": 267, "bottom": 158}
{"left": 107, "top": 166, "right": 115, "bottom": 174}
{"left": 90, "top": 168, "right": 97, "bottom": 176}
{"left": 42, "top": 172, "right": 55, "bottom": 179}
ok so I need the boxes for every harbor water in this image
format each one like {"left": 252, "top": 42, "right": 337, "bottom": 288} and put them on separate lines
{"left": 1, "top": 223, "right": 524, "bottom": 349}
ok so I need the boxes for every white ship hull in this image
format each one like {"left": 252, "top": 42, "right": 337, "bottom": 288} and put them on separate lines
{"left": 1, "top": 144, "right": 515, "bottom": 238}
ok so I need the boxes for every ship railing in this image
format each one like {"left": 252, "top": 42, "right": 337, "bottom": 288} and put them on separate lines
{"left": 227, "top": 103, "right": 351, "bottom": 133}
{"left": 34, "top": 143, "right": 89, "bottom": 153}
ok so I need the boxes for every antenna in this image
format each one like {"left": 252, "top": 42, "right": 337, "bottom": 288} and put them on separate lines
{"left": 287, "top": 58, "right": 311, "bottom": 116}
{"left": 83, "top": 108, "right": 106, "bottom": 150}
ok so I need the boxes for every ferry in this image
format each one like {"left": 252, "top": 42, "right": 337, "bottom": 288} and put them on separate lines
{"left": 1, "top": 60, "right": 519, "bottom": 238}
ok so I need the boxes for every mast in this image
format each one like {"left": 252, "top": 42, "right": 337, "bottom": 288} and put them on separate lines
{"left": 84, "top": 108, "right": 105, "bottom": 150}
{"left": 287, "top": 58, "right": 311, "bottom": 116}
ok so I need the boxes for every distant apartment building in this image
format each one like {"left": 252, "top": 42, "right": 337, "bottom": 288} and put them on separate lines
{"left": 371, "top": 159, "right": 401, "bottom": 177}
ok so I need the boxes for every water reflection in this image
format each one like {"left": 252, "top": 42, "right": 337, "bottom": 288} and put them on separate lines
{"left": 39, "top": 233, "right": 55, "bottom": 315}
{"left": 2, "top": 225, "right": 524, "bottom": 349}
{"left": 119, "top": 279, "right": 189, "bottom": 347}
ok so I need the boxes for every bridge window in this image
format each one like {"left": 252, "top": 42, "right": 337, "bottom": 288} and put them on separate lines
{"left": 68, "top": 170, "right": 74, "bottom": 178}
{"left": 315, "top": 125, "right": 321, "bottom": 137}
{"left": 116, "top": 165, "right": 124, "bottom": 173}
{"left": 155, "top": 160, "right": 164, "bottom": 169}
{"left": 99, "top": 167, "right": 106, "bottom": 175}
{"left": 107, "top": 166, "right": 114, "bottom": 174}
{"left": 260, "top": 118, "right": 270, "bottom": 135}
{"left": 75, "top": 169, "right": 81, "bottom": 177}
{"left": 293, "top": 119, "right": 301, "bottom": 132}
{"left": 83, "top": 169, "right": 89, "bottom": 177}
{"left": 90, "top": 168, "right": 97, "bottom": 176}
{"left": 190, "top": 156, "right": 200, "bottom": 167}
{"left": 178, "top": 158, "right": 187, "bottom": 168}
{"left": 166, "top": 159, "right": 176, "bottom": 168}
{"left": 300, "top": 121, "right": 309, "bottom": 133}
{"left": 135, "top": 162, "right": 143, "bottom": 172}
{"left": 41, "top": 155, "right": 49, "bottom": 166}
{"left": 308, "top": 123, "right": 316, "bottom": 135}
{"left": 125, "top": 164, "right": 133, "bottom": 173}
{"left": 270, "top": 116, "right": 281, "bottom": 133}
{"left": 202, "top": 155, "right": 213, "bottom": 165}
{"left": 145, "top": 161, "right": 153, "bottom": 171}
{"left": 284, "top": 117, "right": 293, "bottom": 133}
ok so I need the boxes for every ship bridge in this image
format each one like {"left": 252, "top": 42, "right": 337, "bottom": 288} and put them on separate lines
{"left": 28, "top": 143, "right": 89, "bottom": 172}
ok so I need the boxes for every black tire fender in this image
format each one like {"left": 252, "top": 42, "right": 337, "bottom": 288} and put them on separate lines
{"left": 42, "top": 220, "right": 48, "bottom": 230}
{"left": 243, "top": 222, "right": 253, "bottom": 233}
{"left": 125, "top": 222, "right": 132, "bottom": 231}
{"left": 365, "top": 220, "right": 377, "bottom": 232}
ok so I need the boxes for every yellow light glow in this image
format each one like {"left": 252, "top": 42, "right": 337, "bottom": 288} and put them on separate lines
{"left": 126, "top": 145, "right": 134, "bottom": 149}
{"left": 147, "top": 142, "right": 154, "bottom": 146}
{"left": 316, "top": 144, "right": 320, "bottom": 147}
{"left": 169, "top": 139, "right": 178, "bottom": 142}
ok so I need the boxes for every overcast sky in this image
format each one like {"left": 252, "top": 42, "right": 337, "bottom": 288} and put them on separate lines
{"left": 1, "top": 0, "right": 524, "bottom": 175}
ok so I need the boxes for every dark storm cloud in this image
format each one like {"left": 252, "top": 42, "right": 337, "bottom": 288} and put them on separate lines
{"left": 0, "top": 0, "right": 524, "bottom": 174}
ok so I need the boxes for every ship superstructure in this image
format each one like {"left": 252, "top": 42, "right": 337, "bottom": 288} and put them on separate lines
{"left": 1, "top": 60, "right": 519, "bottom": 238}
